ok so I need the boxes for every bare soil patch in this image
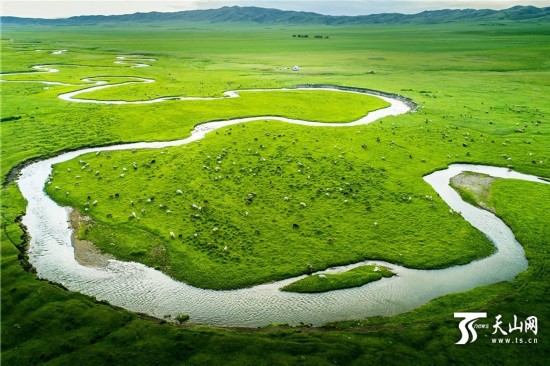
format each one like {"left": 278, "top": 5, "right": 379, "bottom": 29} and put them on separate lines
{"left": 70, "top": 209, "right": 114, "bottom": 267}
{"left": 450, "top": 172, "right": 495, "bottom": 212}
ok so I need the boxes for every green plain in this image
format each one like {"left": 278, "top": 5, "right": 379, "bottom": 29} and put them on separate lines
{"left": 1, "top": 21, "right": 550, "bottom": 364}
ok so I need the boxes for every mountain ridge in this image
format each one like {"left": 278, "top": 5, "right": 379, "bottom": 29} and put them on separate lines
{"left": 2, "top": 5, "right": 549, "bottom": 26}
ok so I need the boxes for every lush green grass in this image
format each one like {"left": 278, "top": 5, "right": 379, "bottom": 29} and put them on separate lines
{"left": 45, "top": 120, "right": 494, "bottom": 290}
{"left": 281, "top": 265, "right": 394, "bottom": 293}
{"left": 2, "top": 170, "right": 548, "bottom": 365}
{"left": 2, "top": 21, "right": 550, "bottom": 364}
{"left": 2, "top": 23, "right": 549, "bottom": 182}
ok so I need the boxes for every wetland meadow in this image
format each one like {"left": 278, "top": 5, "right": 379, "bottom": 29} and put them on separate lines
{"left": 1, "top": 6, "right": 549, "bottom": 365}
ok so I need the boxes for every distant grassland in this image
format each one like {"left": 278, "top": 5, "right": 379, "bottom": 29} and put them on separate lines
{"left": 1, "top": 23, "right": 548, "bottom": 183}
{"left": 2, "top": 21, "right": 550, "bottom": 364}
{"left": 77, "top": 89, "right": 390, "bottom": 122}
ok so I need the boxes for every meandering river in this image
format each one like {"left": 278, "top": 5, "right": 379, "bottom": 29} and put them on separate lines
{"left": 8, "top": 59, "right": 549, "bottom": 326}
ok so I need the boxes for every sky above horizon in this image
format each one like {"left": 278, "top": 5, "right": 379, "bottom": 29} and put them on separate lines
{"left": 2, "top": 0, "right": 549, "bottom": 18}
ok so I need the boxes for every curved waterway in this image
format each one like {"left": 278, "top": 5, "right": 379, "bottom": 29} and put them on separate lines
{"left": 18, "top": 124, "right": 549, "bottom": 327}
{"left": 9, "top": 56, "right": 548, "bottom": 326}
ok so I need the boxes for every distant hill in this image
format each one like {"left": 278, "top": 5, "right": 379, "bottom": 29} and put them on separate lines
{"left": 2, "top": 5, "right": 549, "bottom": 26}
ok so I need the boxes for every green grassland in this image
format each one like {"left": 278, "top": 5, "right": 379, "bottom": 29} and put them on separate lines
{"left": 281, "top": 265, "right": 395, "bottom": 293}
{"left": 45, "top": 121, "right": 493, "bottom": 290}
{"left": 2, "top": 172, "right": 548, "bottom": 365}
{"left": 2, "top": 21, "right": 550, "bottom": 364}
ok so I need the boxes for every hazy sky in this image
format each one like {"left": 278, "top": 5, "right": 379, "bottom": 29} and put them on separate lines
{"left": 2, "top": 0, "right": 549, "bottom": 18}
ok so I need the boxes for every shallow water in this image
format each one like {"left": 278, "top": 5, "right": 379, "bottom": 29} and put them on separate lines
{"left": 14, "top": 80, "right": 548, "bottom": 326}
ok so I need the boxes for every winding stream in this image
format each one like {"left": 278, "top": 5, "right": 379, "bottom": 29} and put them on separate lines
{"left": 8, "top": 56, "right": 549, "bottom": 327}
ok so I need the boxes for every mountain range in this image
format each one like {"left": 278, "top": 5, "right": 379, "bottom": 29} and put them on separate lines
{"left": 2, "top": 5, "right": 549, "bottom": 26}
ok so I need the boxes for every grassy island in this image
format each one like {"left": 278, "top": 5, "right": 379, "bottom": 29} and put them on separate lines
{"left": 281, "top": 265, "right": 395, "bottom": 293}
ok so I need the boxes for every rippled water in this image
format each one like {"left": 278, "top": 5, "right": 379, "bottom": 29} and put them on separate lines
{"left": 16, "top": 87, "right": 548, "bottom": 327}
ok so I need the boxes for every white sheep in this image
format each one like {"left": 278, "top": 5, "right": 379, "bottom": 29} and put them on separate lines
{"left": 300, "top": 202, "right": 307, "bottom": 208}
{"left": 176, "top": 189, "right": 183, "bottom": 195}
{"left": 170, "top": 232, "right": 175, "bottom": 239}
